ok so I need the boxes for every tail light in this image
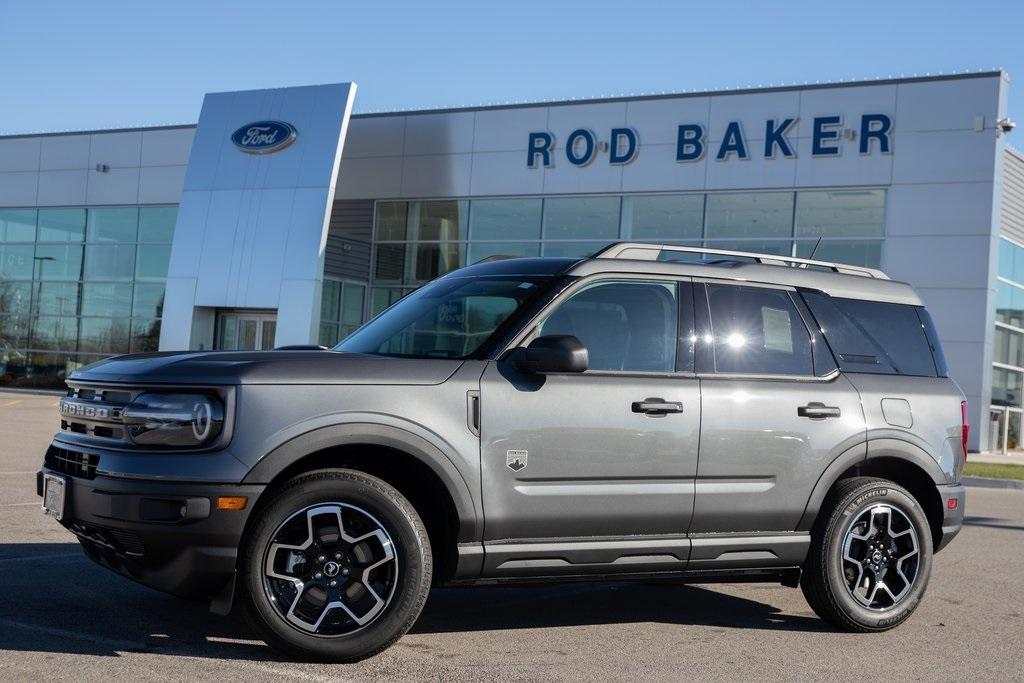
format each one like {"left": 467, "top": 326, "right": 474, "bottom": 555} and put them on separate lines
{"left": 960, "top": 400, "right": 969, "bottom": 460}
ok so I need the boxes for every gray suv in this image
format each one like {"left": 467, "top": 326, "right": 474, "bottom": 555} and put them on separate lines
{"left": 38, "top": 243, "right": 967, "bottom": 661}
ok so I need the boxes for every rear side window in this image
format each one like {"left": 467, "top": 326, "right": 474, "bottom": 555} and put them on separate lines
{"left": 801, "top": 292, "right": 940, "bottom": 377}
{"left": 706, "top": 284, "right": 813, "bottom": 376}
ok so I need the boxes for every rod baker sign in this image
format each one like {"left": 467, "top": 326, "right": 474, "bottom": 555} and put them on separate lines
{"left": 526, "top": 114, "right": 892, "bottom": 168}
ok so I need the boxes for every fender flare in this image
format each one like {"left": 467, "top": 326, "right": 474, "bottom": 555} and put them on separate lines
{"left": 796, "top": 434, "right": 947, "bottom": 532}
{"left": 242, "top": 421, "right": 481, "bottom": 542}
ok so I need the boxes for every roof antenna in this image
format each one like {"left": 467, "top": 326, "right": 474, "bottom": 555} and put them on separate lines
{"left": 808, "top": 236, "right": 823, "bottom": 260}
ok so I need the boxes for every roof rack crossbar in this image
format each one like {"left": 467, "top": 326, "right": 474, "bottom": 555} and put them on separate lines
{"left": 594, "top": 243, "right": 889, "bottom": 280}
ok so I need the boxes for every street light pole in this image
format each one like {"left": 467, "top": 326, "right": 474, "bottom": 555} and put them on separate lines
{"left": 26, "top": 256, "right": 56, "bottom": 372}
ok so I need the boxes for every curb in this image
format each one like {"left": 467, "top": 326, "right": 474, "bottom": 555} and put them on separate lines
{"left": 963, "top": 476, "right": 1024, "bottom": 490}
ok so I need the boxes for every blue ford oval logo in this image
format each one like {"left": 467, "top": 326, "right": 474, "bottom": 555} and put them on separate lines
{"left": 230, "top": 120, "right": 297, "bottom": 154}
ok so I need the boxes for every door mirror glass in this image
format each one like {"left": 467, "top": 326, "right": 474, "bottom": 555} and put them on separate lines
{"left": 509, "top": 335, "right": 588, "bottom": 374}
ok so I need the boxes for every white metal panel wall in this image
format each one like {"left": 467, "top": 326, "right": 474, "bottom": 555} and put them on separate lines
{"left": 159, "top": 83, "right": 356, "bottom": 351}
{"left": 0, "top": 126, "right": 194, "bottom": 207}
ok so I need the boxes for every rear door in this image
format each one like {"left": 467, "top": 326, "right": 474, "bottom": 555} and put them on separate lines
{"left": 691, "top": 281, "right": 866, "bottom": 543}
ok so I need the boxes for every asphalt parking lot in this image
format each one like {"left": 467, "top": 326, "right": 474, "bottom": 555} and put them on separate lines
{"left": 1, "top": 389, "right": 1022, "bottom": 681}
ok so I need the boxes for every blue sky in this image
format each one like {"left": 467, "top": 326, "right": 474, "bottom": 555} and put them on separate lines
{"left": 0, "top": 1, "right": 1020, "bottom": 134}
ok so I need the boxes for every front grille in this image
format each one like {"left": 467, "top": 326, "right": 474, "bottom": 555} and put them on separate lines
{"left": 44, "top": 445, "right": 99, "bottom": 480}
{"left": 68, "top": 521, "right": 146, "bottom": 558}
{"left": 58, "top": 384, "right": 135, "bottom": 445}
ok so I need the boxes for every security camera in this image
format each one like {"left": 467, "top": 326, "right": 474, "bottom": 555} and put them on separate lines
{"left": 998, "top": 117, "right": 1016, "bottom": 133}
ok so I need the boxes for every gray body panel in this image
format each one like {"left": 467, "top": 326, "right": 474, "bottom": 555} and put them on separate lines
{"left": 844, "top": 373, "right": 965, "bottom": 484}
{"left": 693, "top": 374, "right": 866, "bottom": 533}
{"left": 479, "top": 363, "right": 700, "bottom": 542}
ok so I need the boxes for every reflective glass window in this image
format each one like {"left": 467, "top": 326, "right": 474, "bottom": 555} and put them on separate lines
{"left": 37, "top": 209, "right": 85, "bottom": 242}
{"left": 0, "top": 244, "right": 35, "bottom": 279}
{"left": 374, "top": 202, "right": 408, "bottom": 241}
{"left": 415, "top": 201, "right": 467, "bottom": 242}
{"left": 542, "top": 197, "right": 621, "bottom": 241}
{"left": 992, "top": 367, "right": 1023, "bottom": 407}
{"left": 78, "top": 317, "right": 131, "bottom": 354}
{"left": 469, "top": 199, "right": 542, "bottom": 242}
{"left": 705, "top": 192, "right": 794, "bottom": 239}
{"left": 0, "top": 210, "right": 36, "bottom": 242}
{"left": 132, "top": 283, "right": 165, "bottom": 318}
{"left": 995, "top": 326, "right": 1024, "bottom": 368}
{"left": 34, "top": 283, "right": 80, "bottom": 317}
{"left": 87, "top": 207, "right": 138, "bottom": 243}
{"left": 135, "top": 245, "right": 171, "bottom": 279}
{"left": 34, "top": 244, "right": 84, "bottom": 281}
{"left": 29, "top": 316, "right": 79, "bottom": 351}
{"left": 81, "top": 283, "right": 133, "bottom": 318}
{"left": 84, "top": 244, "right": 136, "bottom": 280}
{"left": 793, "top": 239, "right": 883, "bottom": 268}
{"left": 794, "top": 190, "right": 885, "bottom": 237}
{"left": 467, "top": 242, "right": 540, "bottom": 264}
{"left": 130, "top": 319, "right": 161, "bottom": 353}
{"left": 138, "top": 207, "right": 177, "bottom": 242}
{"left": 625, "top": 195, "right": 704, "bottom": 241}
{"left": 706, "top": 284, "right": 813, "bottom": 376}
{"left": 539, "top": 280, "right": 679, "bottom": 372}
{"left": 0, "top": 282, "right": 32, "bottom": 316}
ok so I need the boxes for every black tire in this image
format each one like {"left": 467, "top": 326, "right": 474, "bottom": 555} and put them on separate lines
{"left": 801, "top": 476, "right": 932, "bottom": 632}
{"left": 239, "top": 469, "right": 432, "bottom": 662}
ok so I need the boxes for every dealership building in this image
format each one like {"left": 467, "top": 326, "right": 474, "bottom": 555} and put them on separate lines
{"left": 0, "top": 71, "right": 1022, "bottom": 451}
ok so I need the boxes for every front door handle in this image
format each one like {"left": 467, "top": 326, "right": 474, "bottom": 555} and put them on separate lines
{"left": 798, "top": 402, "right": 842, "bottom": 419}
{"left": 632, "top": 398, "right": 684, "bottom": 416}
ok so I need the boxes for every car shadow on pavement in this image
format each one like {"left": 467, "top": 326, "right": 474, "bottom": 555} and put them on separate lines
{"left": 963, "top": 515, "right": 1024, "bottom": 532}
{"left": 0, "top": 542, "right": 827, "bottom": 663}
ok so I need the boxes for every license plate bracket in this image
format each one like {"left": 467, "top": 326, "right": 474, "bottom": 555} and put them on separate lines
{"left": 42, "top": 473, "right": 67, "bottom": 521}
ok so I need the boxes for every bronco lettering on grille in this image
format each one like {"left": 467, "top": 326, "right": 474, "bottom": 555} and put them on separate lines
{"left": 59, "top": 400, "right": 111, "bottom": 420}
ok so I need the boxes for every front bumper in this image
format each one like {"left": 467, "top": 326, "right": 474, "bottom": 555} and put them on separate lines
{"left": 37, "top": 468, "right": 265, "bottom": 599}
{"left": 935, "top": 483, "right": 966, "bottom": 552}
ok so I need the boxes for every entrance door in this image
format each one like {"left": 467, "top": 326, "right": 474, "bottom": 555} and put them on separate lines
{"left": 479, "top": 277, "right": 699, "bottom": 575}
{"left": 216, "top": 311, "right": 278, "bottom": 350}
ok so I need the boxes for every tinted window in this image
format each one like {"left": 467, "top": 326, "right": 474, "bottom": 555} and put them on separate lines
{"left": 706, "top": 284, "right": 813, "bottom": 376}
{"left": 337, "top": 276, "right": 548, "bottom": 359}
{"left": 802, "top": 292, "right": 939, "bottom": 377}
{"left": 539, "top": 280, "right": 678, "bottom": 372}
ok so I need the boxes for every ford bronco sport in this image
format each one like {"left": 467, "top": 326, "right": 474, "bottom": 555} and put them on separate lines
{"left": 38, "top": 243, "right": 967, "bottom": 661}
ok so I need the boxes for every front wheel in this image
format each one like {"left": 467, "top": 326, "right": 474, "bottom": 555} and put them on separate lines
{"left": 239, "top": 469, "right": 432, "bottom": 661}
{"left": 801, "top": 477, "right": 933, "bottom": 632}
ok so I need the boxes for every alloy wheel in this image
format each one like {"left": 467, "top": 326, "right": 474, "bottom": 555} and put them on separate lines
{"left": 840, "top": 503, "right": 920, "bottom": 610}
{"left": 262, "top": 503, "right": 398, "bottom": 636}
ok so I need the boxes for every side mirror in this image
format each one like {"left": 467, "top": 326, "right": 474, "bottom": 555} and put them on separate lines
{"left": 509, "top": 335, "right": 588, "bottom": 374}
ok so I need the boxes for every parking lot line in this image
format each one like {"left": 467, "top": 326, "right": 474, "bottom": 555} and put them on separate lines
{"left": 1, "top": 399, "right": 24, "bottom": 407}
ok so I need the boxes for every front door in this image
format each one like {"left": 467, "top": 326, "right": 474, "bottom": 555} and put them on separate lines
{"left": 480, "top": 277, "right": 700, "bottom": 574}
{"left": 216, "top": 311, "right": 278, "bottom": 350}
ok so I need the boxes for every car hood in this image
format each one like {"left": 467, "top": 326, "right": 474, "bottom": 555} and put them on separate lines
{"left": 68, "top": 350, "right": 465, "bottom": 386}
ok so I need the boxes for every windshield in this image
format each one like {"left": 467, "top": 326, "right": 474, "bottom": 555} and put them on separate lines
{"left": 335, "top": 276, "right": 552, "bottom": 359}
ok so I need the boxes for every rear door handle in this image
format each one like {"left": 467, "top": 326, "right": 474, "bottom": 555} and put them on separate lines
{"left": 798, "top": 402, "right": 842, "bottom": 419}
{"left": 632, "top": 398, "right": 684, "bottom": 416}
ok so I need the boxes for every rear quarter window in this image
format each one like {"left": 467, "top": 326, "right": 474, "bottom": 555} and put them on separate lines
{"left": 801, "top": 292, "right": 941, "bottom": 377}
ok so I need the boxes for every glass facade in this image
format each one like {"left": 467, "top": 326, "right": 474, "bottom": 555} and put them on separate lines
{"left": 0, "top": 206, "right": 175, "bottom": 388}
{"left": 992, "top": 236, "right": 1024, "bottom": 451}
{"left": 317, "top": 189, "right": 886, "bottom": 347}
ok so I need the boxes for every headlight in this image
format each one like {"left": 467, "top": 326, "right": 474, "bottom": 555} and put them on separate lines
{"left": 122, "top": 393, "right": 224, "bottom": 447}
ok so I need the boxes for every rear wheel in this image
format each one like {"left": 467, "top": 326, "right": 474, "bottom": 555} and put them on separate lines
{"left": 801, "top": 477, "right": 932, "bottom": 632}
{"left": 239, "top": 469, "right": 431, "bottom": 661}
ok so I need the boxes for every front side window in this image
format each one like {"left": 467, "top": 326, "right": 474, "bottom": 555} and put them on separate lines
{"left": 538, "top": 280, "right": 678, "bottom": 372}
{"left": 336, "top": 276, "right": 550, "bottom": 359}
{"left": 706, "top": 284, "right": 813, "bottom": 376}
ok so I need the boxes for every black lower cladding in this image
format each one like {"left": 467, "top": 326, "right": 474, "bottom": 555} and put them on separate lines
{"left": 38, "top": 466, "right": 265, "bottom": 599}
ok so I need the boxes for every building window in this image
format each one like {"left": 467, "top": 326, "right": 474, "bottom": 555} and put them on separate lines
{"left": 319, "top": 279, "right": 366, "bottom": 347}
{"left": 0, "top": 205, "right": 176, "bottom": 388}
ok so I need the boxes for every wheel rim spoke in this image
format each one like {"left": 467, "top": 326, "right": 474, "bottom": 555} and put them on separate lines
{"left": 262, "top": 503, "right": 399, "bottom": 636}
{"left": 840, "top": 502, "right": 920, "bottom": 610}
